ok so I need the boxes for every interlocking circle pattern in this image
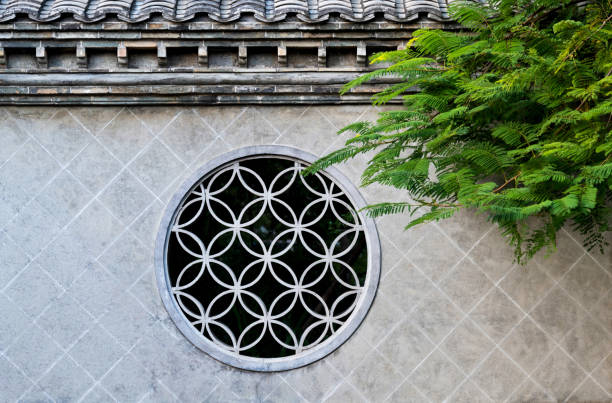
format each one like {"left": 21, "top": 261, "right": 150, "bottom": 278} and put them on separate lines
{"left": 156, "top": 147, "right": 380, "bottom": 371}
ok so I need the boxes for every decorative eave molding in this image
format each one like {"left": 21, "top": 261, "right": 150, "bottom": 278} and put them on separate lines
{"left": 0, "top": 15, "right": 457, "bottom": 104}
{"left": 0, "top": 72, "right": 406, "bottom": 105}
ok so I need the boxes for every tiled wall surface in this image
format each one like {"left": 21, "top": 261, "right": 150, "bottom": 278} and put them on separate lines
{"left": 0, "top": 106, "right": 611, "bottom": 402}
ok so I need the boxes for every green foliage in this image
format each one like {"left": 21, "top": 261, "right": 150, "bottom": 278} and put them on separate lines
{"left": 306, "top": 0, "right": 612, "bottom": 263}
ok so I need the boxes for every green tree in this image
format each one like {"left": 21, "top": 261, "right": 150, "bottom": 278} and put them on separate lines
{"left": 306, "top": 0, "right": 612, "bottom": 263}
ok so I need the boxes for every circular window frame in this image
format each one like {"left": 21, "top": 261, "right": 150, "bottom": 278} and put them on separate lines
{"left": 155, "top": 145, "right": 381, "bottom": 372}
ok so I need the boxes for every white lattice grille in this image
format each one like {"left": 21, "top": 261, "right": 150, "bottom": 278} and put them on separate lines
{"left": 166, "top": 156, "right": 369, "bottom": 360}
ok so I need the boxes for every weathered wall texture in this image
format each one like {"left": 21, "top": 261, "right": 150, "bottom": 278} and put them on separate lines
{"left": 0, "top": 106, "right": 611, "bottom": 402}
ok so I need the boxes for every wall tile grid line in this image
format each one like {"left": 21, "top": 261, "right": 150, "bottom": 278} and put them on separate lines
{"left": 0, "top": 105, "right": 610, "bottom": 402}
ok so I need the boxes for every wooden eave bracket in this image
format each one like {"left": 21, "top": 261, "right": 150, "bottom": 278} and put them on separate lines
{"left": 198, "top": 44, "right": 208, "bottom": 67}
{"left": 356, "top": 43, "right": 367, "bottom": 66}
{"left": 278, "top": 45, "right": 287, "bottom": 67}
{"left": 157, "top": 42, "right": 167, "bottom": 67}
{"left": 117, "top": 43, "right": 128, "bottom": 66}
{"left": 76, "top": 43, "right": 87, "bottom": 68}
{"left": 36, "top": 45, "right": 47, "bottom": 68}
{"left": 318, "top": 46, "right": 326, "bottom": 67}
{"left": 238, "top": 45, "right": 247, "bottom": 67}
{"left": 0, "top": 46, "right": 6, "bottom": 68}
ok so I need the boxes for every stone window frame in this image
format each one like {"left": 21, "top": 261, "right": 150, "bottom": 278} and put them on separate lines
{"left": 154, "top": 145, "right": 381, "bottom": 371}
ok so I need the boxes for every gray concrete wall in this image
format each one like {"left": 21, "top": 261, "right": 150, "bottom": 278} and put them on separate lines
{"left": 0, "top": 106, "right": 610, "bottom": 402}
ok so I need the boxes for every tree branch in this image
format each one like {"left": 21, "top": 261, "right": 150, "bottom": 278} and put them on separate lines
{"left": 493, "top": 172, "right": 521, "bottom": 193}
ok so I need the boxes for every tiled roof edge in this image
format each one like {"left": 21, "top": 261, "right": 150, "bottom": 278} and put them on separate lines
{"left": 0, "top": 0, "right": 450, "bottom": 24}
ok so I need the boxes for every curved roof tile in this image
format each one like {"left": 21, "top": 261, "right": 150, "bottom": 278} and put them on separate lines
{"left": 0, "top": 0, "right": 450, "bottom": 22}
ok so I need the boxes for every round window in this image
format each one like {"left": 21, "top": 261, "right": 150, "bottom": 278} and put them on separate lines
{"left": 155, "top": 146, "right": 381, "bottom": 371}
